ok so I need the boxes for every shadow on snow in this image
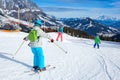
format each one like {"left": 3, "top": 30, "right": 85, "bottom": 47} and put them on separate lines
{"left": 0, "top": 52, "right": 32, "bottom": 68}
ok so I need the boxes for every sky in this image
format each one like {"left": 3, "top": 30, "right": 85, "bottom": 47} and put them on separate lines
{"left": 32, "top": 0, "right": 120, "bottom": 18}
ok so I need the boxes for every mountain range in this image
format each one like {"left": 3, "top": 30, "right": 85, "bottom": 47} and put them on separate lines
{"left": 95, "top": 15, "right": 120, "bottom": 29}
{"left": 60, "top": 17, "right": 120, "bottom": 37}
{"left": 0, "top": 0, "right": 64, "bottom": 32}
{"left": 0, "top": 0, "right": 120, "bottom": 41}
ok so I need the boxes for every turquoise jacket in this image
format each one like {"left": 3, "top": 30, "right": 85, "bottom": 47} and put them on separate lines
{"left": 58, "top": 26, "right": 64, "bottom": 33}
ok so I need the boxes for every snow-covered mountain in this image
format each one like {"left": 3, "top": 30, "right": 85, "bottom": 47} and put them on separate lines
{"left": 0, "top": 31, "right": 120, "bottom": 80}
{"left": 0, "top": 0, "right": 64, "bottom": 32}
{"left": 94, "top": 15, "right": 120, "bottom": 30}
{"left": 95, "top": 20, "right": 120, "bottom": 30}
{"left": 61, "top": 17, "right": 120, "bottom": 37}
{"left": 96, "top": 15, "right": 119, "bottom": 21}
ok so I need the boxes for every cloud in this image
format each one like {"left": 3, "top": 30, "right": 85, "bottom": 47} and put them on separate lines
{"left": 111, "top": 1, "right": 120, "bottom": 8}
{"left": 54, "top": 0, "right": 114, "bottom": 3}
{"left": 41, "top": 7, "right": 120, "bottom": 18}
{"left": 38, "top": 0, "right": 119, "bottom": 8}
{"left": 41, "top": 7, "right": 89, "bottom": 12}
{"left": 34, "top": 0, "right": 120, "bottom": 18}
{"left": 55, "top": 0, "right": 82, "bottom": 3}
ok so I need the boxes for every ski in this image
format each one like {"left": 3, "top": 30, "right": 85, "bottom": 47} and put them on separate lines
{"left": 24, "top": 65, "right": 55, "bottom": 75}
{"left": 29, "top": 66, "right": 56, "bottom": 75}
{"left": 24, "top": 69, "right": 38, "bottom": 73}
{"left": 24, "top": 65, "right": 50, "bottom": 73}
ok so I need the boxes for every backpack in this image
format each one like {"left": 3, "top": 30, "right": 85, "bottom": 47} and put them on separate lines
{"left": 28, "top": 29, "right": 38, "bottom": 42}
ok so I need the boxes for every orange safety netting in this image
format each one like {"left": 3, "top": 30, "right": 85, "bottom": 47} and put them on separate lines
{"left": 0, "top": 30, "right": 20, "bottom": 32}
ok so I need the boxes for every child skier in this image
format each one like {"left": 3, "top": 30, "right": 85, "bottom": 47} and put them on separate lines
{"left": 56, "top": 25, "right": 64, "bottom": 41}
{"left": 94, "top": 36, "right": 101, "bottom": 49}
{"left": 23, "top": 19, "right": 54, "bottom": 71}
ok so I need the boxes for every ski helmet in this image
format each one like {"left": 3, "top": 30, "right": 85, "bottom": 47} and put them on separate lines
{"left": 34, "top": 19, "right": 42, "bottom": 26}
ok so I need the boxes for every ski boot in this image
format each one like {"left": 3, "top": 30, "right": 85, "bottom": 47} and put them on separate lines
{"left": 39, "top": 67, "right": 46, "bottom": 72}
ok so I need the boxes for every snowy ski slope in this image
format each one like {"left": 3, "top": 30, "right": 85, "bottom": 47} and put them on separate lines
{"left": 0, "top": 32, "right": 120, "bottom": 80}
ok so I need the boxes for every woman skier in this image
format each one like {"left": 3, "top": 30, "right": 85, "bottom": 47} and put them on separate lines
{"left": 56, "top": 25, "right": 64, "bottom": 41}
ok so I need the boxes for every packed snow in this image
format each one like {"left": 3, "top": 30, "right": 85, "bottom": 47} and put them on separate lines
{"left": 0, "top": 31, "right": 120, "bottom": 80}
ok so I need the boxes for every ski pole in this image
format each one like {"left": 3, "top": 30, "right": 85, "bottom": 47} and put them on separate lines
{"left": 12, "top": 41, "right": 25, "bottom": 58}
{"left": 53, "top": 42, "right": 68, "bottom": 54}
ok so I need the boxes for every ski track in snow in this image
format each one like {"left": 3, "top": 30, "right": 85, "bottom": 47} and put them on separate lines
{"left": 0, "top": 32, "right": 120, "bottom": 80}
{"left": 96, "top": 49, "right": 120, "bottom": 80}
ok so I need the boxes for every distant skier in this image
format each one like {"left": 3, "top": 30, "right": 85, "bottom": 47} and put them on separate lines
{"left": 56, "top": 25, "right": 64, "bottom": 41}
{"left": 23, "top": 19, "right": 54, "bottom": 71}
{"left": 94, "top": 36, "right": 101, "bottom": 49}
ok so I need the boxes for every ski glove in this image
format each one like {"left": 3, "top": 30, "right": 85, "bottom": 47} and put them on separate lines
{"left": 50, "top": 39, "right": 54, "bottom": 43}
{"left": 23, "top": 37, "right": 28, "bottom": 41}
